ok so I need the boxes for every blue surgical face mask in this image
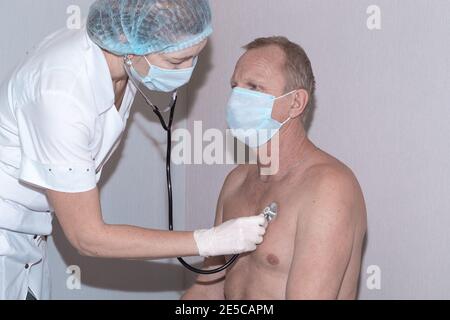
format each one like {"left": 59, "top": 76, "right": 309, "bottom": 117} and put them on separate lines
{"left": 128, "top": 56, "right": 198, "bottom": 92}
{"left": 226, "top": 87, "right": 296, "bottom": 148}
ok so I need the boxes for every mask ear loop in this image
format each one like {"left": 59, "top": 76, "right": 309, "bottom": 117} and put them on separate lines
{"left": 280, "top": 116, "right": 292, "bottom": 126}
{"left": 275, "top": 90, "right": 297, "bottom": 125}
{"left": 274, "top": 89, "right": 297, "bottom": 100}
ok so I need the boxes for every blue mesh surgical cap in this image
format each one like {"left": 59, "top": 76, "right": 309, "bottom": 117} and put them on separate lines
{"left": 87, "top": 0, "right": 212, "bottom": 56}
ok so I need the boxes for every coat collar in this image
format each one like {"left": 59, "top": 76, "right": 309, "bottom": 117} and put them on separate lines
{"left": 82, "top": 25, "right": 115, "bottom": 115}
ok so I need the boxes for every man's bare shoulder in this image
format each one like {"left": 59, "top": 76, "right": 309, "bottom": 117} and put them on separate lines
{"left": 296, "top": 149, "right": 367, "bottom": 224}
{"left": 301, "top": 149, "right": 361, "bottom": 191}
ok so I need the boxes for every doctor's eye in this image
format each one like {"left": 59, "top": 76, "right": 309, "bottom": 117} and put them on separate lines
{"left": 167, "top": 56, "right": 194, "bottom": 67}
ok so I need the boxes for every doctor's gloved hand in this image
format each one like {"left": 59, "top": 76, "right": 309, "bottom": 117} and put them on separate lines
{"left": 193, "top": 214, "right": 268, "bottom": 257}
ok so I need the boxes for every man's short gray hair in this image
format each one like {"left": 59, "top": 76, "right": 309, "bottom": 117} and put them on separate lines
{"left": 244, "top": 36, "right": 316, "bottom": 122}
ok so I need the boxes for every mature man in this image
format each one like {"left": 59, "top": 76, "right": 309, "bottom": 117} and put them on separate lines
{"left": 182, "top": 36, "right": 367, "bottom": 300}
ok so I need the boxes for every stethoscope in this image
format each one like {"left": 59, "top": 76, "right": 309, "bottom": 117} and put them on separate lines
{"left": 124, "top": 56, "right": 278, "bottom": 274}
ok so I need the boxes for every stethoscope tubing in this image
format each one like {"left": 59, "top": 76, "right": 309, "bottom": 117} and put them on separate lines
{"left": 149, "top": 90, "right": 239, "bottom": 275}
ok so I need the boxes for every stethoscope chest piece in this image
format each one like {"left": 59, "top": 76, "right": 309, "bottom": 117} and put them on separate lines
{"left": 263, "top": 202, "right": 278, "bottom": 223}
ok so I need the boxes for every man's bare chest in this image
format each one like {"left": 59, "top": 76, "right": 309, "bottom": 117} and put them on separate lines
{"left": 223, "top": 178, "right": 303, "bottom": 274}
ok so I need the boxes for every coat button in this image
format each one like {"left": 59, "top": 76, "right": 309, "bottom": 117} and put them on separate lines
{"left": 33, "top": 235, "right": 38, "bottom": 239}
{"left": 25, "top": 264, "right": 30, "bottom": 269}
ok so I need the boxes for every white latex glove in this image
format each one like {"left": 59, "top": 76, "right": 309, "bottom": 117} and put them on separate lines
{"left": 194, "top": 214, "right": 268, "bottom": 257}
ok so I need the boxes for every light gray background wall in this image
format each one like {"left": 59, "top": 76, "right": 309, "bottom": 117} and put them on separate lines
{"left": 0, "top": 0, "right": 449, "bottom": 300}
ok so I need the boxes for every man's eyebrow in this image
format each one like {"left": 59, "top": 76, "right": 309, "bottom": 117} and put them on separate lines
{"left": 245, "top": 79, "right": 267, "bottom": 90}
{"left": 230, "top": 78, "right": 267, "bottom": 90}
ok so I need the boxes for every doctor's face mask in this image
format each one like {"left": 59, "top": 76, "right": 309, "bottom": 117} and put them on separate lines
{"left": 124, "top": 40, "right": 207, "bottom": 92}
{"left": 125, "top": 55, "right": 198, "bottom": 92}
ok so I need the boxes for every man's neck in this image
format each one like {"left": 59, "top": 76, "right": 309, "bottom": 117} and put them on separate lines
{"left": 256, "top": 121, "right": 313, "bottom": 182}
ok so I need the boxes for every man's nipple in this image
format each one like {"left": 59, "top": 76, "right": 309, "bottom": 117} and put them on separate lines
{"left": 266, "top": 254, "right": 280, "bottom": 266}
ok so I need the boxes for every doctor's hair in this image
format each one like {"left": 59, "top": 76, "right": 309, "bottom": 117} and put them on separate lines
{"left": 244, "top": 36, "right": 316, "bottom": 122}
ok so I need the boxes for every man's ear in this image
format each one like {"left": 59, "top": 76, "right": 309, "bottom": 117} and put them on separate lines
{"left": 288, "top": 89, "right": 309, "bottom": 119}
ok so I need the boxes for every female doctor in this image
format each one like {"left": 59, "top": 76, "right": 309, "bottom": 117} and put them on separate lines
{"left": 0, "top": 0, "right": 267, "bottom": 300}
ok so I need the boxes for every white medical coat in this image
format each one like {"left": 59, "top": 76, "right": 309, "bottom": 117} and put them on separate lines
{"left": 0, "top": 24, "right": 137, "bottom": 299}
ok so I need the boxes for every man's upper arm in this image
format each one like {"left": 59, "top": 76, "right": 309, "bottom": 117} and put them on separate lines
{"left": 286, "top": 170, "right": 358, "bottom": 300}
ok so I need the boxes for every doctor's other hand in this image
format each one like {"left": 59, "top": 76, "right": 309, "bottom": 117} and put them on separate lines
{"left": 193, "top": 214, "right": 267, "bottom": 257}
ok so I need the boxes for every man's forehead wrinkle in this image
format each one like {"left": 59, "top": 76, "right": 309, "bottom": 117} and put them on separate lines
{"left": 235, "top": 56, "right": 277, "bottom": 83}
{"left": 232, "top": 45, "right": 287, "bottom": 88}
